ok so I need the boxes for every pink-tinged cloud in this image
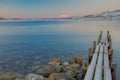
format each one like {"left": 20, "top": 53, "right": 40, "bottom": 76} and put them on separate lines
{"left": 58, "top": 14, "right": 72, "bottom": 18}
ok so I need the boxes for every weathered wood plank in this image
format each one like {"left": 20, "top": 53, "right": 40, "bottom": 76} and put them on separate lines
{"left": 104, "top": 67, "right": 112, "bottom": 80}
{"left": 84, "top": 45, "right": 100, "bottom": 80}
{"left": 84, "top": 53, "right": 98, "bottom": 80}
{"left": 104, "top": 46, "right": 112, "bottom": 80}
{"left": 104, "top": 54, "right": 109, "bottom": 67}
{"left": 100, "top": 45, "right": 104, "bottom": 53}
{"left": 95, "top": 45, "right": 100, "bottom": 53}
{"left": 94, "top": 45, "right": 103, "bottom": 80}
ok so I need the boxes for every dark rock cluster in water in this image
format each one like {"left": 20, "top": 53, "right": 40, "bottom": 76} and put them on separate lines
{"left": 0, "top": 55, "right": 84, "bottom": 80}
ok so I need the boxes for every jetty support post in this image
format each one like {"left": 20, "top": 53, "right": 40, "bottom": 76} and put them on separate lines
{"left": 107, "top": 30, "right": 110, "bottom": 40}
{"left": 111, "top": 63, "right": 116, "bottom": 80}
{"left": 109, "top": 49, "right": 113, "bottom": 63}
{"left": 82, "top": 60, "right": 88, "bottom": 78}
{"left": 107, "top": 31, "right": 112, "bottom": 50}
{"left": 88, "top": 48, "right": 93, "bottom": 64}
{"left": 100, "top": 30, "right": 102, "bottom": 38}
{"left": 109, "top": 39, "right": 112, "bottom": 49}
{"left": 98, "top": 30, "right": 102, "bottom": 44}
{"left": 93, "top": 41, "right": 96, "bottom": 53}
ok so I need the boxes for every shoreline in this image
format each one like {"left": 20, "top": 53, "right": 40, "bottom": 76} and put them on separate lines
{"left": 0, "top": 54, "right": 85, "bottom": 80}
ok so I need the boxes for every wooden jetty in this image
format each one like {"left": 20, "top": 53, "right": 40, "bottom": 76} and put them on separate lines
{"left": 83, "top": 31, "right": 116, "bottom": 80}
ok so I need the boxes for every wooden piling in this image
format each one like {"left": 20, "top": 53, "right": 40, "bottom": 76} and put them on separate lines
{"left": 100, "top": 30, "right": 102, "bottom": 39}
{"left": 93, "top": 41, "right": 96, "bottom": 53}
{"left": 98, "top": 35, "right": 101, "bottom": 44}
{"left": 98, "top": 31, "right": 102, "bottom": 44}
{"left": 88, "top": 48, "right": 93, "bottom": 64}
{"left": 100, "top": 30, "right": 102, "bottom": 35}
{"left": 109, "top": 49, "right": 113, "bottom": 63}
{"left": 111, "top": 63, "right": 116, "bottom": 80}
{"left": 108, "top": 39, "right": 112, "bottom": 50}
{"left": 110, "top": 39, "right": 112, "bottom": 49}
{"left": 82, "top": 61, "right": 88, "bottom": 78}
{"left": 108, "top": 35, "right": 111, "bottom": 41}
{"left": 107, "top": 31, "right": 110, "bottom": 40}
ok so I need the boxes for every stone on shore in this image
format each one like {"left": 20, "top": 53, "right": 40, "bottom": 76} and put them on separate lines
{"left": 25, "top": 73, "right": 45, "bottom": 80}
{"left": 65, "top": 70, "right": 76, "bottom": 78}
{"left": 54, "top": 65, "right": 64, "bottom": 73}
{"left": 37, "top": 66, "right": 56, "bottom": 77}
{"left": 65, "top": 64, "right": 80, "bottom": 78}
{"left": 69, "top": 55, "right": 83, "bottom": 65}
{"left": 66, "top": 64, "right": 80, "bottom": 72}
{"left": 63, "top": 62, "right": 70, "bottom": 67}
{"left": 0, "top": 72, "right": 21, "bottom": 80}
{"left": 69, "top": 64, "right": 80, "bottom": 69}
{"left": 48, "top": 73, "right": 72, "bottom": 80}
{"left": 49, "top": 58, "right": 61, "bottom": 66}
{"left": 15, "top": 78, "right": 24, "bottom": 80}
{"left": 75, "top": 74, "right": 84, "bottom": 80}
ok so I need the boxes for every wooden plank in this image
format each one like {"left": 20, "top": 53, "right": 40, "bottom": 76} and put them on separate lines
{"left": 104, "top": 67, "right": 112, "bottom": 80}
{"left": 104, "top": 54, "right": 109, "bottom": 67}
{"left": 84, "top": 45, "right": 100, "bottom": 80}
{"left": 84, "top": 53, "right": 98, "bottom": 80}
{"left": 104, "top": 45, "right": 108, "bottom": 54}
{"left": 104, "top": 46, "right": 112, "bottom": 80}
{"left": 94, "top": 45, "right": 103, "bottom": 80}
{"left": 105, "top": 37, "right": 109, "bottom": 47}
{"left": 104, "top": 36, "right": 112, "bottom": 80}
{"left": 100, "top": 45, "right": 104, "bottom": 53}
{"left": 95, "top": 45, "right": 100, "bottom": 53}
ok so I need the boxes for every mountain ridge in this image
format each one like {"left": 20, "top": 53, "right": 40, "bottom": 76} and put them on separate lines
{"left": 83, "top": 10, "right": 120, "bottom": 20}
{"left": 0, "top": 9, "right": 120, "bottom": 21}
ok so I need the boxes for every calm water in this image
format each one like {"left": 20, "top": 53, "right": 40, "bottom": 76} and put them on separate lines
{"left": 0, "top": 20, "right": 120, "bottom": 79}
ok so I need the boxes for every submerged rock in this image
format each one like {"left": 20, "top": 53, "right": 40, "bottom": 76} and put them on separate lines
{"left": 65, "top": 64, "right": 80, "bottom": 78}
{"left": 25, "top": 73, "right": 45, "bottom": 80}
{"left": 65, "top": 70, "right": 76, "bottom": 78}
{"left": 54, "top": 65, "right": 64, "bottom": 73}
{"left": 66, "top": 64, "right": 80, "bottom": 71}
{"left": 49, "top": 58, "right": 61, "bottom": 66}
{"left": 48, "top": 73, "right": 72, "bottom": 80}
{"left": 69, "top": 55, "right": 83, "bottom": 65}
{"left": 63, "top": 62, "right": 70, "bottom": 67}
{"left": 75, "top": 74, "right": 84, "bottom": 80}
{"left": 0, "top": 72, "right": 20, "bottom": 80}
{"left": 69, "top": 64, "right": 80, "bottom": 69}
{"left": 37, "top": 66, "right": 56, "bottom": 77}
{"left": 15, "top": 78, "right": 24, "bottom": 80}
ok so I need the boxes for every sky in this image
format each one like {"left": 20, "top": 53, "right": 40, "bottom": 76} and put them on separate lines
{"left": 0, "top": 0, "right": 120, "bottom": 18}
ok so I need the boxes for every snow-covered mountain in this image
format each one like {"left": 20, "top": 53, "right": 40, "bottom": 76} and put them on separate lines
{"left": 1, "top": 10, "right": 120, "bottom": 21}
{"left": 0, "top": 17, "right": 6, "bottom": 20}
{"left": 83, "top": 10, "right": 120, "bottom": 20}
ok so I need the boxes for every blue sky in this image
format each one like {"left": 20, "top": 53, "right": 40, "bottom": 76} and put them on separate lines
{"left": 0, "top": 0, "right": 120, "bottom": 18}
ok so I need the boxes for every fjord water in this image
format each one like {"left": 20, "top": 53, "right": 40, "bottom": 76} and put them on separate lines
{"left": 0, "top": 20, "right": 120, "bottom": 79}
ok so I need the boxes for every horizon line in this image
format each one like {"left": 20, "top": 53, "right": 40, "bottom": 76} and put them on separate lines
{"left": 0, "top": 9, "right": 120, "bottom": 19}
